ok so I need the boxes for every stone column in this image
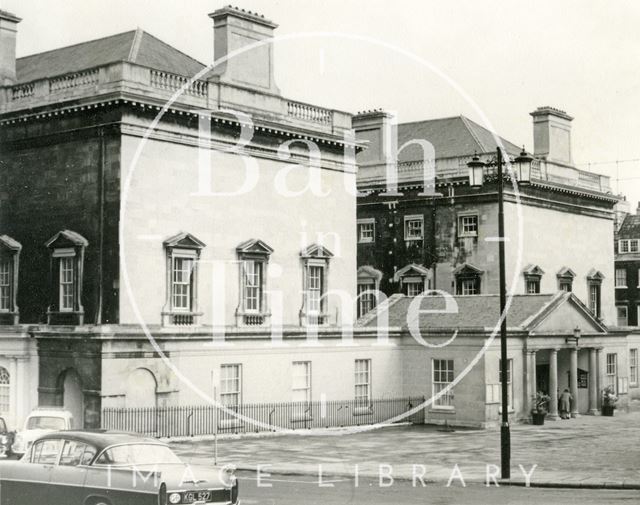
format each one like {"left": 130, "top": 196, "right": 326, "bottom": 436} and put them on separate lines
{"left": 588, "top": 348, "right": 598, "bottom": 415}
{"left": 596, "top": 348, "right": 603, "bottom": 409}
{"left": 570, "top": 347, "right": 579, "bottom": 418}
{"left": 16, "top": 357, "right": 27, "bottom": 427}
{"left": 527, "top": 350, "right": 537, "bottom": 408}
{"left": 523, "top": 349, "right": 531, "bottom": 415}
{"left": 549, "top": 349, "right": 559, "bottom": 420}
{"left": 8, "top": 358, "right": 17, "bottom": 428}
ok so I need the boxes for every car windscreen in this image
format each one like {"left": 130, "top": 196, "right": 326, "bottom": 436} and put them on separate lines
{"left": 0, "top": 418, "right": 6, "bottom": 432}
{"left": 26, "top": 416, "right": 66, "bottom": 430}
{"left": 95, "top": 444, "right": 182, "bottom": 466}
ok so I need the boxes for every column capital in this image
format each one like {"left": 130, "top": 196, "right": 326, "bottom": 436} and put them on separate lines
{"left": 550, "top": 348, "right": 560, "bottom": 353}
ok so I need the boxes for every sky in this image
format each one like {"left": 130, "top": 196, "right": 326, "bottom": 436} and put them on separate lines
{"left": 3, "top": 0, "right": 639, "bottom": 209}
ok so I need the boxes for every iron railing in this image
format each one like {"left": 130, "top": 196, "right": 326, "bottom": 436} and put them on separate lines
{"left": 102, "top": 396, "right": 425, "bottom": 438}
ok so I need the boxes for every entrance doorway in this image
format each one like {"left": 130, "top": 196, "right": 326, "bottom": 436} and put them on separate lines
{"left": 62, "top": 369, "right": 84, "bottom": 429}
{"left": 536, "top": 364, "right": 549, "bottom": 395}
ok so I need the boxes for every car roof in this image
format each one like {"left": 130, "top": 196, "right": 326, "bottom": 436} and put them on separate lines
{"left": 36, "top": 431, "right": 165, "bottom": 451}
{"left": 28, "top": 409, "right": 73, "bottom": 418}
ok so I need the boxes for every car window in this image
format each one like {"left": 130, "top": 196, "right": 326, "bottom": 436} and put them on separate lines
{"left": 95, "top": 444, "right": 181, "bottom": 466}
{"left": 26, "top": 416, "right": 67, "bottom": 430}
{"left": 60, "top": 440, "right": 96, "bottom": 467}
{"left": 31, "top": 439, "right": 62, "bottom": 465}
{"left": 80, "top": 446, "right": 97, "bottom": 465}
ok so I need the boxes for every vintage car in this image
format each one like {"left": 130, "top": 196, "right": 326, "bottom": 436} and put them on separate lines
{"left": 0, "top": 416, "right": 15, "bottom": 457}
{"left": 10, "top": 408, "right": 75, "bottom": 458}
{"left": 0, "top": 431, "right": 239, "bottom": 505}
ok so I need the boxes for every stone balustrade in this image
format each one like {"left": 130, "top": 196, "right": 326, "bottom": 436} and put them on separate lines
{"left": 287, "top": 100, "right": 332, "bottom": 125}
{"left": 49, "top": 68, "right": 100, "bottom": 93}
{"left": 149, "top": 70, "right": 208, "bottom": 98}
{"left": 0, "top": 61, "right": 349, "bottom": 135}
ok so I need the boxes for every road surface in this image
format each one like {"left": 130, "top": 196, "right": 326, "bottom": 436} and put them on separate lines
{"left": 236, "top": 471, "right": 638, "bottom": 505}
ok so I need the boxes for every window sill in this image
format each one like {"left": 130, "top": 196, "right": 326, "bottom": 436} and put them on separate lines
{"left": 236, "top": 312, "right": 271, "bottom": 326}
{"left": 358, "top": 240, "right": 374, "bottom": 244}
{"left": 404, "top": 237, "right": 424, "bottom": 242}
{"left": 162, "top": 311, "right": 202, "bottom": 326}
{"left": 615, "top": 286, "right": 628, "bottom": 289}
{"left": 458, "top": 234, "right": 478, "bottom": 239}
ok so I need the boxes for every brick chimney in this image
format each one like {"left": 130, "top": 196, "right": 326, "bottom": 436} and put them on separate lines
{"left": 208, "top": 5, "right": 279, "bottom": 93}
{"left": 0, "top": 10, "right": 21, "bottom": 86}
{"left": 530, "top": 106, "right": 573, "bottom": 164}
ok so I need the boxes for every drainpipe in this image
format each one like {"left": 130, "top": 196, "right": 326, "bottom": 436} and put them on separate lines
{"left": 95, "top": 127, "right": 106, "bottom": 324}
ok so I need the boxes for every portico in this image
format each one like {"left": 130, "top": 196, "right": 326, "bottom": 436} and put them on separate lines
{"left": 525, "top": 344, "right": 602, "bottom": 419}
{"left": 520, "top": 291, "right": 618, "bottom": 420}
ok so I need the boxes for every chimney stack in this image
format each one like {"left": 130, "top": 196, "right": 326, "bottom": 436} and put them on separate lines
{"left": 0, "top": 10, "right": 21, "bottom": 86}
{"left": 208, "top": 5, "right": 279, "bottom": 94}
{"left": 530, "top": 106, "right": 573, "bottom": 164}
{"left": 352, "top": 110, "right": 397, "bottom": 168}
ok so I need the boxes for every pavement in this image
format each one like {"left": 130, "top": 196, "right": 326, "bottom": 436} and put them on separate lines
{"left": 170, "top": 407, "right": 640, "bottom": 490}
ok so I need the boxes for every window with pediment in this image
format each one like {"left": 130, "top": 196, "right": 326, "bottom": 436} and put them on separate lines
{"left": 235, "top": 239, "right": 273, "bottom": 326}
{"left": 45, "top": 230, "right": 88, "bottom": 325}
{"left": 0, "top": 235, "right": 21, "bottom": 325}
{"left": 453, "top": 263, "right": 483, "bottom": 295}
{"left": 394, "top": 264, "right": 431, "bottom": 297}
{"left": 162, "top": 232, "right": 205, "bottom": 326}
{"left": 300, "top": 244, "right": 333, "bottom": 326}
{"left": 523, "top": 264, "right": 544, "bottom": 294}
{"left": 557, "top": 267, "right": 575, "bottom": 292}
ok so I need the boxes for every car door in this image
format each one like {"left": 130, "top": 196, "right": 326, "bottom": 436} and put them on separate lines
{"left": 48, "top": 439, "right": 95, "bottom": 505}
{"left": 3, "top": 438, "right": 62, "bottom": 504}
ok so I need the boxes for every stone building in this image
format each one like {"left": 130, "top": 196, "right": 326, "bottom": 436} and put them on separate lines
{"left": 0, "top": 6, "right": 366, "bottom": 428}
{"left": 0, "top": 5, "right": 636, "bottom": 432}
{"left": 354, "top": 108, "right": 618, "bottom": 327}
{"left": 358, "top": 291, "right": 640, "bottom": 427}
{"left": 614, "top": 206, "right": 640, "bottom": 327}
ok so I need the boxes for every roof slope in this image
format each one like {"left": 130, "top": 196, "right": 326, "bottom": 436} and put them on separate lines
{"left": 618, "top": 214, "right": 640, "bottom": 240}
{"left": 396, "top": 116, "right": 522, "bottom": 163}
{"left": 16, "top": 29, "right": 205, "bottom": 83}
{"left": 359, "top": 294, "right": 555, "bottom": 329}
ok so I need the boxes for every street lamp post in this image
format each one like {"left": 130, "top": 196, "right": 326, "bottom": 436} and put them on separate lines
{"left": 467, "top": 146, "right": 533, "bottom": 479}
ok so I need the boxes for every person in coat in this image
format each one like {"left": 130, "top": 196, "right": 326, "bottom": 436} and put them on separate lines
{"left": 559, "top": 388, "right": 573, "bottom": 419}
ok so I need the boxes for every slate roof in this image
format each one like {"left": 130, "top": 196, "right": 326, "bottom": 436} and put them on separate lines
{"left": 358, "top": 293, "right": 556, "bottom": 330}
{"left": 16, "top": 29, "right": 205, "bottom": 84}
{"left": 396, "top": 116, "right": 522, "bottom": 163}
{"left": 618, "top": 214, "right": 640, "bottom": 240}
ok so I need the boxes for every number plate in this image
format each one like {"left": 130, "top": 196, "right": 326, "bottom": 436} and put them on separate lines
{"left": 182, "top": 491, "right": 211, "bottom": 503}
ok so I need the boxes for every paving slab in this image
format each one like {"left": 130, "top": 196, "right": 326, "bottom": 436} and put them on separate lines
{"left": 170, "top": 408, "right": 640, "bottom": 489}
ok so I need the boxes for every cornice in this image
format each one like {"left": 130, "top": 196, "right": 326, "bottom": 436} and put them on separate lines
{"left": 0, "top": 95, "right": 361, "bottom": 151}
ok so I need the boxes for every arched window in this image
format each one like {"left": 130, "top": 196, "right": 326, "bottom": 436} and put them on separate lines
{"left": 0, "top": 367, "right": 10, "bottom": 413}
